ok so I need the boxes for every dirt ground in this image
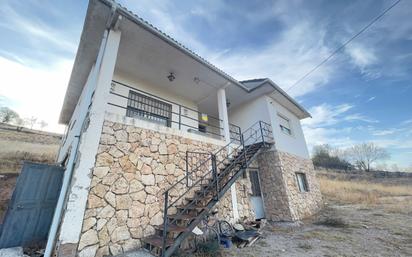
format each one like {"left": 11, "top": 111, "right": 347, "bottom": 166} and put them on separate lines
{"left": 222, "top": 198, "right": 412, "bottom": 257}
{"left": 0, "top": 173, "right": 18, "bottom": 223}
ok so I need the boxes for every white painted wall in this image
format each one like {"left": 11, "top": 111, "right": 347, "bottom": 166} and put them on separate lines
{"left": 228, "top": 97, "right": 270, "bottom": 133}
{"left": 108, "top": 72, "right": 201, "bottom": 133}
{"left": 58, "top": 29, "right": 122, "bottom": 245}
{"left": 57, "top": 66, "right": 95, "bottom": 162}
{"left": 228, "top": 95, "right": 310, "bottom": 159}
{"left": 266, "top": 96, "right": 310, "bottom": 159}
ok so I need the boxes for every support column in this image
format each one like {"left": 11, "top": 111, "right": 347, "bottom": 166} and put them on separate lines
{"left": 57, "top": 29, "right": 121, "bottom": 256}
{"left": 217, "top": 88, "right": 239, "bottom": 221}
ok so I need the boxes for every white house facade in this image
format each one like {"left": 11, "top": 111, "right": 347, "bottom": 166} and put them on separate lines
{"left": 48, "top": 1, "right": 322, "bottom": 257}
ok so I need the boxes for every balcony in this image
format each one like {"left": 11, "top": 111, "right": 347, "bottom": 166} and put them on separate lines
{"left": 107, "top": 80, "right": 241, "bottom": 143}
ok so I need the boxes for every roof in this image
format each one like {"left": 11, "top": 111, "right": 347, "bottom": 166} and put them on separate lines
{"left": 59, "top": 0, "right": 311, "bottom": 124}
{"left": 240, "top": 78, "right": 311, "bottom": 118}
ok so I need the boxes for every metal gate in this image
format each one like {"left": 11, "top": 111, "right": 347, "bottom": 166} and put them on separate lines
{"left": 0, "top": 162, "right": 64, "bottom": 248}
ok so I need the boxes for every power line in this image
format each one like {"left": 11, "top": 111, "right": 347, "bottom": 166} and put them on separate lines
{"left": 286, "top": 0, "right": 401, "bottom": 92}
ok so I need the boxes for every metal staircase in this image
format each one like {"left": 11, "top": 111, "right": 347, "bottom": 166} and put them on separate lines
{"left": 142, "top": 121, "right": 273, "bottom": 257}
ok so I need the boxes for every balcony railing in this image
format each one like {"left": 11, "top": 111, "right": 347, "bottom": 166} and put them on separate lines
{"left": 107, "top": 80, "right": 241, "bottom": 142}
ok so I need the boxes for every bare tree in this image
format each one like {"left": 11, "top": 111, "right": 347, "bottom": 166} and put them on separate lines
{"left": 25, "top": 116, "right": 38, "bottom": 129}
{"left": 0, "top": 107, "right": 19, "bottom": 123}
{"left": 39, "top": 120, "right": 48, "bottom": 130}
{"left": 346, "top": 143, "right": 389, "bottom": 172}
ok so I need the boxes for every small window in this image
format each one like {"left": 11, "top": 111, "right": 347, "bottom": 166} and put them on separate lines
{"left": 126, "top": 90, "right": 172, "bottom": 127}
{"left": 296, "top": 173, "right": 309, "bottom": 192}
{"left": 278, "top": 114, "right": 292, "bottom": 135}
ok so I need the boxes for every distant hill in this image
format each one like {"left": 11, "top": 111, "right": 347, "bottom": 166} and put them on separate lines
{"left": 0, "top": 123, "right": 62, "bottom": 174}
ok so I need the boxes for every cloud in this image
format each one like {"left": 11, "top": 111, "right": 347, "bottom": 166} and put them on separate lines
{"left": 345, "top": 43, "right": 378, "bottom": 71}
{"left": 372, "top": 129, "right": 397, "bottom": 136}
{"left": 343, "top": 114, "right": 379, "bottom": 123}
{"left": 367, "top": 96, "right": 376, "bottom": 102}
{"left": 0, "top": 56, "right": 72, "bottom": 133}
{"left": 302, "top": 103, "right": 353, "bottom": 127}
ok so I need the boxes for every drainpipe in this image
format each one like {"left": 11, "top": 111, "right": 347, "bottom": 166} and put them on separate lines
{"left": 43, "top": 29, "right": 109, "bottom": 257}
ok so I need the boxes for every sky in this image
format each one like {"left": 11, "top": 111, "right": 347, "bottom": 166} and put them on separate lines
{"left": 0, "top": 0, "right": 411, "bottom": 168}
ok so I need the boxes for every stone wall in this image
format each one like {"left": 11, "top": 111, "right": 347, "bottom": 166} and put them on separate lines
{"left": 257, "top": 148, "right": 322, "bottom": 221}
{"left": 77, "top": 119, "right": 254, "bottom": 257}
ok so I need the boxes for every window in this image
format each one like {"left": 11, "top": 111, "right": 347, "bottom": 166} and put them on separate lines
{"left": 126, "top": 90, "right": 172, "bottom": 127}
{"left": 278, "top": 114, "right": 292, "bottom": 135}
{"left": 296, "top": 173, "right": 309, "bottom": 192}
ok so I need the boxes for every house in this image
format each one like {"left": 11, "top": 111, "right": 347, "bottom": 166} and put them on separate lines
{"left": 50, "top": 0, "right": 322, "bottom": 257}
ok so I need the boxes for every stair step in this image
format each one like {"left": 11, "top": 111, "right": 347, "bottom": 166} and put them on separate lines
{"left": 168, "top": 213, "right": 197, "bottom": 221}
{"left": 157, "top": 223, "right": 188, "bottom": 233}
{"left": 142, "top": 235, "right": 174, "bottom": 248}
{"left": 178, "top": 205, "right": 206, "bottom": 212}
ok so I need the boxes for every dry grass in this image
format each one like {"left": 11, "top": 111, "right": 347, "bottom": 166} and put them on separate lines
{"left": 319, "top": 176, "right": 412, "bottom": 204}
{"left": 319, "top": 175, "right": 412, "bottom": 215}
{"left": 0, "top": 129, "right": 60, "bottom": 173}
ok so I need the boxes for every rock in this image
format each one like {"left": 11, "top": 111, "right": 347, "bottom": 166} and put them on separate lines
{"left": 130, "top": 191, "right": 146, "bottom": 202}
{"left": 165, "top": 163, "right": 175, "bottom": 174}
{"left": 106, "top": 217, "right": 118, "bottom": 235}
{"left": 112, "top": 177, "right": 129, "bottom": 194}
{"left": 167, "top": 144, "right": 178, "bottom": 154}
{"left": 116, "top": 210, "right": 128, "bottom": 225}
{"left": 78, "top": 230, "right": 99, "bottom": 250}
{"left": 109, "top": 243, "right": 123, "bottom": 256}
{"left": 116, "top": 195, "right": 132, "bottom": 210}
{"left": 93, "top": 184, "right": 108, "bottom": 198}
{"left": 158, "top": 143, "right": 167, "bottom": 155}
{"left": 104, "top": 191, "right": 116, "bottom": 207}
{"left": 122, "top": 239, "right": 141, "bottom": 252}
{"left": 93, "top": 167, "right": 110, "bottom": 179}
{"left": 100, "top": 134, "right": 116, "bottom": 145}
{"left": 145, "top": 195, "right": 157, "bottom": 204}
{"left": 96, "top": 218, "right": 107, "bottom": 231}
{"left": 88, "top": 194, "right": 105, "bottom": 209}
{"left": 114, "top": 130, "right": 128, "bottom": 142}
{"left": 150, "top": 212, "right": 163, "bottom": 226}
{"left": 102, "top": 173, "right": 119, "bottom": 186}
{"left": 129, "top": 179, "right": 144, "bottom": 193}
{"left": 127, "top": 218, "right": 141, "bottom": 228}
{"left": 82, "top": 217, "right": 97, "bottom": 232}
{"left": 95, "top": 246, "right": 109, "bottom": 257}
{"left": 151, "top": 137, "right": 161, "bottom": 145}
{"left": 150, "top": 144, "right": 158, "bottom": 152}
{"left": 145, "top": 186, "right": 159, "bottom": 196}
{"left": 141, "top": 164, "right": 152, "bottom": 175}
{"left": 141, "top": 174, "right": 155, "bottom": 186}
{"left": 117, "top": 142, "right": 132, "bottom": 154}
{"left": 111, "top": 225, "right": 130, "bottom": 242}
{"left": 78, "top": 244, "right": 99, "bottom": 257}
{"left": 128, "top": 132, "right": 140, "bottom": 143}
{"left": 129, "top": 202, "right": 145, "bottom": 218}
{"left": 95, "top": 152, "right": 113, "bottom": 167}
{"left": 108, "top": 147, "right": 124, "bottom": 158}
{"left": 129, "top": 153, "right": 139, "bottom": 165}
{"left": 129, "top": 227, "right": 143, "bottom": 239}
{"left": 153, "top": 165, "right": 165, "bottom": 175}
{"left": 178, "top": 144, "right": 188, "bottom": 152}
{"left": 98, "top": 205, "right": 115, "bottom": 219}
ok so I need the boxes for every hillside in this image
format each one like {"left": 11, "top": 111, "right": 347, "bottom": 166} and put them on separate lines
{"left": 0, "top": 123, "right": 61, "bottom": 174}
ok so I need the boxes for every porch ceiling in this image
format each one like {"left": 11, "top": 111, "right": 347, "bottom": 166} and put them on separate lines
{"left": 115, "top": 18, "right": 229, "bottom": 112}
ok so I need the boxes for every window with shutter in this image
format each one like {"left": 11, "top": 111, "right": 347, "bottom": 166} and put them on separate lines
{"left": 278, "top": 114, "right": 292, "bottom": 135}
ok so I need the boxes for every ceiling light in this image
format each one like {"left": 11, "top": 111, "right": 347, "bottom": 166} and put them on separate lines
{"left": 167, "top": 72, "right": 175, "bottom": 82}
